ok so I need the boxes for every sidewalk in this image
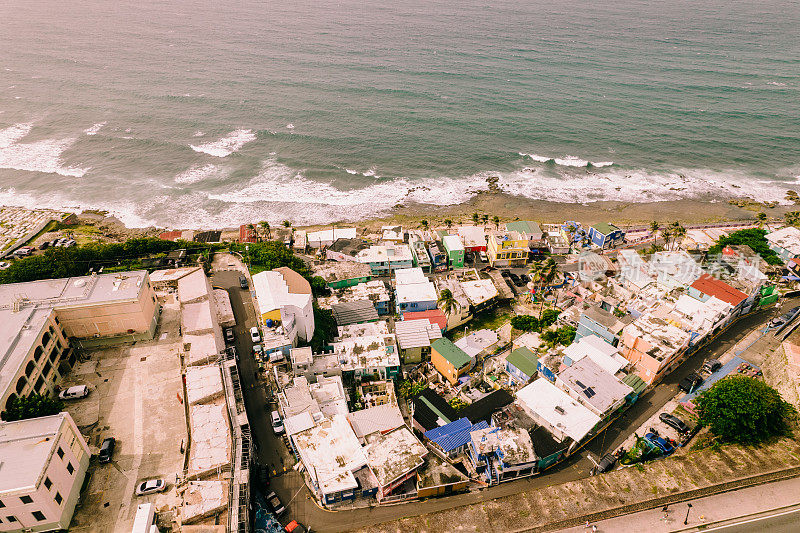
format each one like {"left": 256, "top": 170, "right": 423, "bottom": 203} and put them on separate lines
{"left": 560, "top": 475, "right": 800, "bottom": 533}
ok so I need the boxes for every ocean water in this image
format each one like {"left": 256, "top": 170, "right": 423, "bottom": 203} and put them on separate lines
{"left": 0, "top": 0, "right": 798, "bottom": 228}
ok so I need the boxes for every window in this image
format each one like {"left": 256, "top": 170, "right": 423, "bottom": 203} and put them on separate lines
{"left": 0, "top": 498, "right": 4, "bottom": 507}
{"left": 6, "top": 516, "right": 17, "bottom": 523}
{"left": 33, "top": 510, "right": 46, "bottom": 521}
{"left": 44, "top": 477, "right": 52, "bottom": 490}
{"left": 57, "top": 447, "right": 64, "bottom": 459}
{"left": 54, "top": 492, "right": 63, "bottom": 505}
{"left": 66, "top": 462, "right": 74, "bottom": 475}
{"left": 20, "top": 495, "right": 33, "bottom": 504}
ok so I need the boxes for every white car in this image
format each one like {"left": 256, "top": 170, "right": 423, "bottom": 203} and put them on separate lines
{"left": 135, "top": 479, "right": 167, "bottom": 496}
{"left": 59, "top": 385, "right": 90, "bottom": 400}
{"left": 479, "top": 251, "right": 488, "bottom": 262}
{"left": 0, "top": 261, "right": 10, "bottom": 270}
{"left": 250, "top": 326, "right": 261, "bottom": 343}
{"left": 271, "top": 410, "right": 285, "bottom": 435}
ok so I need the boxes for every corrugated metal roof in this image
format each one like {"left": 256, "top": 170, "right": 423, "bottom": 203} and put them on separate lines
{"left": 332, "top": 300, "right": 379, "bottom": 326}
{"left": 424, "top": 417, "right": 490, "bottom": 453}
{"left": 506, "top": 347, "right": 539, "bottom": 378}
{"left": 621, "top": 373, "right": 647, "bottom": 395}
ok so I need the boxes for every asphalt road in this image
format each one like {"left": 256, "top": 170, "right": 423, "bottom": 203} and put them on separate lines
{"left": 211, "top": 258, "right": 794, "bottom": 532}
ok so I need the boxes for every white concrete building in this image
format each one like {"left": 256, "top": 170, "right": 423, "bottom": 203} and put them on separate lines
{"left": 0, "top": 413, "right": 90, "bottom": 532}
{"left": 307, "top": 228, "right": 358, "bottom": 249}
{"left": 252, "top": 267, "right": 315, "bottom": 343}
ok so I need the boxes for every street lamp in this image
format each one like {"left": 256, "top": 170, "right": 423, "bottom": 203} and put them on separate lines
{"left": 684, "top": 503, "right": 693, "bottom": 525}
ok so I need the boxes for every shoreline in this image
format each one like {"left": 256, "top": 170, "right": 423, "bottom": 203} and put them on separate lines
{"left": 7, "top": 191, "right": 788, "bottom": 243}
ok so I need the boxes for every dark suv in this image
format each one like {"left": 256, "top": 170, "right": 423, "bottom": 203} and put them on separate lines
{"left": 98, "top": 437, "right": 116, "bottom": 464}
{"left": 660, "top": 413, "right": 690, "bottom": 434}
{"left": 239, "top": 276, "right": 249, "bottom": 289}
{"left": 679, "top": 372, "right": 704, "bottom": 393}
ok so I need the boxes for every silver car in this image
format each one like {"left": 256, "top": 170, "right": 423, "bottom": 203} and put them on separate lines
{"left": 135, "top": 478, "right": 167, "bottom": 496}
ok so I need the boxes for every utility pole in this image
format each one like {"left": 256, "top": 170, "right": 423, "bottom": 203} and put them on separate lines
{"left": 684, "top": 503, "right": 693, "bottom": 525}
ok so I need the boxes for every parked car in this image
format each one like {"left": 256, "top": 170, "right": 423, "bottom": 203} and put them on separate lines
{"left": 239, "top": 276, "right": 249, "bottom": 289}
{"left": 59, "top": 385, "right": 90, "bottom": 400}
{"left": 253, "top": 344, "right": 263, "bottom": 357}
{"left": 224, "top": 328, "right": 235, "bottom": 343}
{"left": 679, "top": 372, "right": 704, "bottom": 393}
{"left": 285, "top": 520, "right": 309, "bottom": 533}
{"left": 501, "top": 269, "right": 512, "bottom": 278}
{"left": 38, "top": 241, "right": 50, "bottom": 250}
{"left": 250, "top": 326, "right": 261, "bottom": 343}
{"left": 271, "top": 410, "right": 285, "bottom": 435}
{"left": 269, "top": 351, "right": 285, "bottom": 364}
{"left": 770, "top": 306, "right": 800, "bottom": 328}
{"left": 266, "top": 490, "right": 286, "bottom": 516}
{"left": 0, "top": 261, "right": 10, "bottom": 270}
{"left": 227, "top": 346, "right": 239, "bottom": 362}
{"left": 645, "top": 432, "right": 675, "bottom": 456}
{"left": 479, "top": 251, "right": 488, "bottom": 262}
{"left": 64, "top": 239, "right": 76, "bottom": 247}
{"left": 15, "top": 247, "right": 33, "bottom": 256}
{"left": 98, "top": 437, "right": 116, "bottom": 464}
{"left": 135, "top": 478, "right": 167, "bottom": 496}
{"left": 595, "top": 453, "right": 617, "bottom": 474}
{"left": 659, "top": 412, "right": 690, "bottom": 434}
{"left": 701, "top": 359, "right": 722, "bottom": 374}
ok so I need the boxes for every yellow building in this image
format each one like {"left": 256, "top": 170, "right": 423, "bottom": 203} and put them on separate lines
{"left": 430, "top": 338, "right": 472, "bottom": 385}
{"left": 487, "top": 231, "right": 529, "bottom": 267}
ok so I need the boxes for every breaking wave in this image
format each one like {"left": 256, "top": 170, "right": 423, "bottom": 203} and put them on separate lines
{"left": 189, "top": 129, "right": 257, "bottom": 157}
{"left": 519, "top": 152, "right": 614, "bottom": 168}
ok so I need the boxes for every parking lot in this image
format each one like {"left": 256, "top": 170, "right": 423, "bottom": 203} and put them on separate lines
{"left": 65, "top": 297, "right": 187, "bottom": 532}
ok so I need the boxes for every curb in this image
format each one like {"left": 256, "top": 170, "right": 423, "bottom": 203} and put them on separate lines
{"left": 670, "top": 502, "right": 800, "bottom": 533}
{"left": 515, "top": 465, "right": 800, "bottom": 533}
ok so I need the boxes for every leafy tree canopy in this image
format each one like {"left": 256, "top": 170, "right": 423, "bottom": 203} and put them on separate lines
{"left": 696, "top": 376, "right": 795, "bottom": 444}
{"left": 707, "top": 229, "right": 782, "bottom": 266}
{"left": 541, "top": 326, "right": 576, "bottom": 347}
{"left": 1, "top": 393, "right": 64, "bottom": 422}
{"left": 511, "top": 315, "right": 540, "bottom": 332}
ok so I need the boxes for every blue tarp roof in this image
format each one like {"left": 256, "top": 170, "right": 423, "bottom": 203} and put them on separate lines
{"left": 681, "top": 356, "right": 760, "bottom": 402}
{"left": 424, "top": 417, "right": 490, "bottom": 453}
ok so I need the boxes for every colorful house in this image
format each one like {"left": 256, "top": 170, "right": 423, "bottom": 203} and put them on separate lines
{"left": 395, "top": 268, "right": 438, "bottom": 313}
{"left": 355, "top": 244, "right": 414, "bottom": 276}
{"left": 411, "top": 240, "right": 433, "bottom": 273}
{"left": 442, "top": 235, "right": 465, "bottom": 268}
{"left": 505, "top": 221, "right": 543, "bottom": 242}
{"left": 766, "top": 226, "right": 800, "bottom": 262}
{"left": 688, "top": 274, "right": 748, "bottom": 312}
{"left": 467, "top": 426, "right": 538, "bottom": 485}
{"left": 424, "top": 417, "right": 490, "bottom": 458}
{"left": 431, "top": 338, "right": 472, "bottom": 385}
{"left": 487, "top": 231, "right": 529, "bottom": 267}
{"left": 505, "top": 347, "right": 539, "bottom": 385}
{"left": 457, "top": 226, "right": 488, "bottom": 252}
{"left": 588, "top": 222, "right": 625, "bottom": 249}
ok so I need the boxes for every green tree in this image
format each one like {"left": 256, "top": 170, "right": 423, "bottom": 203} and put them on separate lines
{"left": 481, "top": 214, "right": 489, "bottom": 225}
{"left": 247, "top": 223, "right": 258, "bottom": 242}
{"left": 696, "top": 376, "right": 795, "bottom": 444}
{"left": 259, "top": 221, "right": 271, "bottom": 240}
{"left": 649, "top": 220, "right": 660, "bottom": 236}
{"left": 707, "top": 228, "right": 781, "bottom": 265}
{"left": 282, "top": 220, "right": 292, "bottom": 228}
{"left": 785, "top": 211, "right": 800, "bottom": 227}
{"left": 420, "top": 219, "right": 429, "bottom": 230}
{"left": 309, "top": 275, "right": 330, "bottom": 297}
{"left": 540, "top": 308, "right": 561, "bottom": 328}
{"left": 541, "top": 325, "right": 576, "bottom": 348}
{"left": 437, "top": 288, "right": 460, "bottom": 319}
{"left": 472, "top": 212, "right": 480, "bottom": 225}
{"left": 511, "top": 315, "right": 540, "bottom": 332}
{"left": 756, "top": 212, "right": 767, "bottom": 227}
{"left": 492, "top": 215, "right": 500, "bottom": 230}
{"left": 443, "top": 219, "right": 453, "bottom": 230}
{"left": 449, "top": 397, "right": 469, "bottom": 412}
{"left": 310, "top": 304, "right": 337, "bottom": 352}
{"left": 1, "top": 393, "right": 64, "bottom": 422}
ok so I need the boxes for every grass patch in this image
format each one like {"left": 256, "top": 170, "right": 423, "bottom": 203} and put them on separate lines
{"left": 622, "top": 486, "right": 631, "bottom": 493}
{"left": 635, "top": 464, "right": 645, "bottom": 472}
{"left": 448, "top": 305, "right": 511, "bottom": 341}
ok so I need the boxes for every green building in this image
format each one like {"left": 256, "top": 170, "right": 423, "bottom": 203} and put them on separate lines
{"left": 442, "top": 235, "right": 465, "bottom": 268}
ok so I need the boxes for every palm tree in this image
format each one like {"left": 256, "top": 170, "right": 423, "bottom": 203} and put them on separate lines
{"left": 756, "top": 212, "right": 767, "bottom": 227}
{"left": 530, "top": 258, "right": 557, "bottom": 319}
{"left": 649, "top": 221, "right": 660, "bottom": 245}
{"left": 421, "top": 219, "right": 429, "bottom": 230}
{"left": 246, "top": 223, "right": 257, "bottom": 242}
{"left": 259, "top": 221, "right": 271, "bottom": 240}
{"left": 492, "top": 215, "right": 500, "bottom": 230}
{"left": 282, "top": 220, "right": 292, "bottom": 228}
{"left": 481, "top": 214, "right": 489, "bottom": 226}
{"left": 472, "top": 212, "right": 480, "bottom": 225}
{"left": 661, "top": 228, "right": 672, "bottom": 251}
{"left": 566, "top": 223, "right": 578, "bottom": 252}
{"left": 444, "top": 219, "right": 453, "bottom": 230}
{"left": 437, "top": 289, "right": 460, "bottom": 319}
{"left": 672, "top": 223, "right": 686, "bottom": 250}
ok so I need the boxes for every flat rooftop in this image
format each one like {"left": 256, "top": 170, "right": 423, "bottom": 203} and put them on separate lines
{"left": 0, "top": 270, "right": 148, "bottom": 309}
{"left": 365, "top": 426, "right": 428, "bottom": 488}
{"left": 0, "top": 413, "right": 67, "bottom": 493}
{"left": 516, "top": 379, "right": 601, "bottom": 443}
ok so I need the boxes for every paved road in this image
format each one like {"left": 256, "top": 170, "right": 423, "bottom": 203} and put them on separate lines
{"left": 703, "top": 509, "right": 800, "bottom": 533}
{"left": 211, "top": 256, "right": 793, "bottom": 532}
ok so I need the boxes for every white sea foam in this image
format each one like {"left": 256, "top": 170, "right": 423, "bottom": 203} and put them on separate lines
{"left": 519, "top": 152, "right": 614, "bottom": 168}
{"left": 84, "top": 122, "right": 106, "bottom": 136}
{"left": 174, "top": 163, "right": 224, "bottom": 184}
{"left": 193, "top": 131, "right": 205, "bottom": 137}
{"left": 345, "top": 168, "right": 359, "bottom": 175}
{"left": 189, "top": 129, "right": 256, "bottom": 157}
{"left": 0, "top": 122, "right": 90, "bottom": 177}
{"left": 344, "top": 166, "right": 379, "bottom": 177}
{"left": 286, "top": 123, "right": 294, "bottom": 129}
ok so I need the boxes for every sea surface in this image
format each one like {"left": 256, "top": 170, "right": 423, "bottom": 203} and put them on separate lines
{"left": 0, "top": 0, "right": 799, "bottom": 228}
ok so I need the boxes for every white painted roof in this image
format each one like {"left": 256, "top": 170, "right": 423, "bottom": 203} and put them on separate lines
{"left": 516, "top": 379, "right": 601, "bottom": 443}
{"left": 307, "top": 227, "right": 357, "bottom": 244}
{"left": 455, "top": 329, "right": 498, "bottom": 359}
{"left": 442, "top": 234, "right": 465, "bottom": 252}
{"left": 394, "top": 319, "right": 442, "bottom": 350}
{"left": 294, "top": 415, "right": 367, "bottom": 496}
{"left": 562, "top": 334, "right": 628, "bottom": 375}
{"left": 252, "top": 268, "right": 312, "bottom": 316}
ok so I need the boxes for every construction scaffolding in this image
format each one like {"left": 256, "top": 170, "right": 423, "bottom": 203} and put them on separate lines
{"left": 220, "top": 353, "right": 251, "bottom": 533}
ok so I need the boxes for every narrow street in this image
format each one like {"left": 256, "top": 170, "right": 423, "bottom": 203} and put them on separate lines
{"left": 210, "top": 254, "right": 792, "bottom": 532}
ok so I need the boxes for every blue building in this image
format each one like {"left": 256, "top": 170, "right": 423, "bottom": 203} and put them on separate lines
{"left": 424, "top": 417, "right": 489, "bottom": 458}
{"left": 467, "top": 426, "right": 539, "bottom": 485}
{"left": 505, "top": 347, "right": 539, "bottom": 385}
{"left": 574, "top": 305, "right": 629, "bottom": 346}
{"left": 588, "top": 222, "right": 625, "bottom": 249}
{"left": 428, "top": 242, "right": 448, "bottom": 271}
